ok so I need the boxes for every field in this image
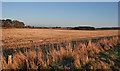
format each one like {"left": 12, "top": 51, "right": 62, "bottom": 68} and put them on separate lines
{"left": 2, "top": 29, "right": 118, "bottom": 46}
{"left": 1, "top": 29, "right": 120, "bottom": 70}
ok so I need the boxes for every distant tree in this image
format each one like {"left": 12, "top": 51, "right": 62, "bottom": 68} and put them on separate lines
{"left": 6, "top": 19, "right": 12, "bottom": 24}
{"left": 20, "top": 22, "right": 25, "bottom": 28}
{"left": 2, "top": 19, "right": 6, "bottom": 27}
{"left": 71, "top": 26, "right": 95, "bottom": 30}
{"left": 13, "top": 20, "right": 24, "bottom": 28}
{"left": 1, "top": 19, "right": 25, "bottom": 28}
{"left": 55, "top": 26, "right": 61, "bottom": 28}
{"left": 25, "top": 25, "right": 32, "bottom": 28}
{"left": 0, "top": 20, "right": 2, "bottom": 27}
{"left": 6, "top": 19, "right": 13, "bottom": 28}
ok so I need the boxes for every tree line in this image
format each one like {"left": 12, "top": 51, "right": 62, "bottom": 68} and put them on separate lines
{"left": 0, "top": 19, "right": 25, "bottom": 28}
{"left": 70, "top": 26, "right": 95, "bottom": 30}
{"left": 0, "top": 19, "right": 119, "bottom": 30}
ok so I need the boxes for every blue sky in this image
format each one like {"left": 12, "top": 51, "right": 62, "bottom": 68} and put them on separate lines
{"left": 2, "top": 0, "right": 120, "bottom": 2}
{"left": 2, "top": 2, "right": 118, "bottom": 27}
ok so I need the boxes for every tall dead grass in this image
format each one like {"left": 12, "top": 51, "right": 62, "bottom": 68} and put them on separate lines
{"left": 2, "top": 36, "right": 119, "bottom": 69}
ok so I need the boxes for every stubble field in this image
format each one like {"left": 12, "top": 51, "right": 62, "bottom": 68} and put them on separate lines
{"left": 2, "top": 29, "right": 118, "bottom": 46}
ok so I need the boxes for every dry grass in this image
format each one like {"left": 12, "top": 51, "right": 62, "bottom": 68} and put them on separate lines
{"left": 2, "top": 29, "right": 119, "bottom": 70}
{"left": 2, "top": 36, "right": 119, "bottom": 70}
{"left": 2, "top": 29, "right": 118, "bottom": 49}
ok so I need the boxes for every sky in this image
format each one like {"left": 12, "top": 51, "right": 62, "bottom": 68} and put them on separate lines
{"left": 1, "top": 0, "right": 120, "bottom": 2}
{"left": 2, "top": 2, "right": 118, "bottom": 27}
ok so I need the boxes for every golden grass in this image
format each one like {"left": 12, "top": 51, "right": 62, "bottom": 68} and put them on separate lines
{"left": 2, "top": 29, "right": 119, "bottom": 70}
{"left": 2, "top": 29, "right": 118, "bottom": 49}
{"left": 2, "top": 36, "right": 119, "bottom": 70}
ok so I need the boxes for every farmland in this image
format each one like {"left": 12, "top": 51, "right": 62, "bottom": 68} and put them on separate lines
{"left": 2, "top": 29, "right": 120, "bottom": 70}
{"left": 2, "top": 29, "right": 118, "bottom": 46}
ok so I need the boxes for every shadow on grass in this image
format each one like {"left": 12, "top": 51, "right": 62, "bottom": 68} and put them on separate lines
{"left": 82, "top": 43, "right": 120, "bottom": 70}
